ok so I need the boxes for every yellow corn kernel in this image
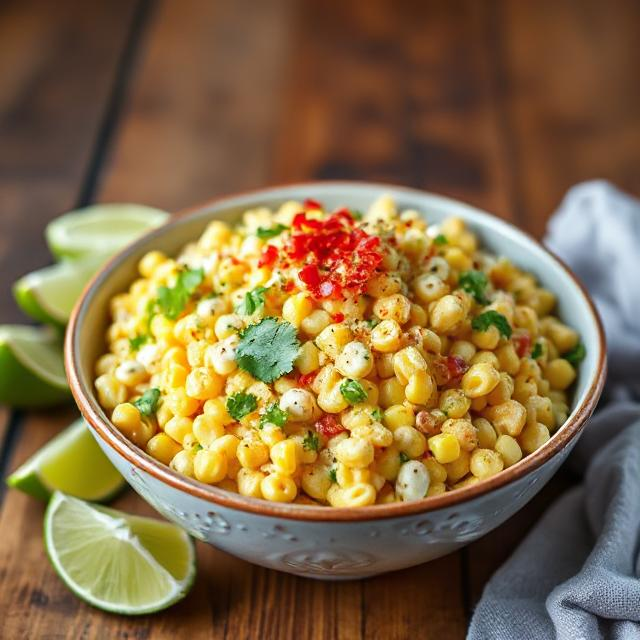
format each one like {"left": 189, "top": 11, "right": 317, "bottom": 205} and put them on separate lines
{"left": 282, "top": 292, "right": 314, "bottom": 327}
{"left": 383, "top": 404, "right": 415, "bottom": 431}
{"left": 376, "top": 446, "right": 402, "bottom": 481}
{"left": 165, "top": 388, "right": 200, "bottom": 417}
{"left": 474, "top": 417, "right": 497, "bottom": 449}
{"left": 449, "top": 340, "right": 476, "bottom": 363}
{"left": 185, "top": 367, "right": 223, "bottom": 400}
{"left": 514, "top": 306, "right": 539, "bottom": 338}
{"left": 186, "top": 340, "right": 207, "bottom": 367}
{"left": 461, "top": 362, "right": 501, "bottom": 398}
{"left": 237, "top": 439, "right": 270, "bottom": 469}
{"left": 295, "top": 341, "right": 321, "bottom": 375}
{"left": 302, "top": 464, "right": 332, "bottom": 501}
{"left": 376, "top": 352, "right": 395, "bottom": 379}
{"left": 270, "top": 439, "right": 299, "bottom": 475}
{"left": 315, "top": 323, "right": 353, "bottom": 359}
{"left": 95, "top": 374, "right": 127, "bottom": 410}
{"left": 494, "top": 434, "right": 522, "bottom": 467}
{"left": 413, "top": 274, "right": 449, "bottom": 304}
{"left": 430, "top": 294, "right": 466, "bottom": 333}
{"left": 469, "top": 448, "right": 504, "bottom": 479}
{"left": 519, "top": 422, "right": 550, "bottom": 454}
{"left": 164, "top": 416, "right": 193, "bottom": 446}
{"left": 444, "top": 449, "right": 470, "bottom": 483}
{"left": 393, "top": 426, "right": 427, "bottom": 458}
{"left": 335, "top": 341, "right": 373, "bottom": 379}
{"left": 95, "top": 353, "right": 118, "bottom": 377}
{"left": 370, "top": 319, "right": 402, "bottom": 353}
{"left": 495, "top": 343, "right": 521, "bottom": 375}
{"left": 317, "top": 383, "right": 349, "bottom": 414}
{"left": 336, "top": 463, "right": 371, "bottom": 488}
{"left": 409, "top": 303, "right": 428, "bottom": 327}
{"left": 259, "top": 423, "right": 286, "bottom": 447}
{"left": 138, "top": 250, "right": 167, "bottom": 278}
{"left": 486, "top": 372, "right": 515, "bottom": 405}
{"left": 300, "top": 309, "right": 332, "bottom": 337}
{"left": 173, "top": 314, "right": 204, "bottom": 344}
{"left": 471, "top": 351, "right": 500, "bottom": 368}
{"left": 373, "top": 294, "right": 411, "bottom": 325}
{"left": 379, "top": 378, "right": 406, "bottom": 408}
{"left": 471, "top": 325, "right": 501, "bottom": 350}
{"left": 203, "top": 397, "right": 234, "bottom": 425}
{"left": 340, "top": 483, "right": 377, "bottom": 507}
{"left": 261, "top": 473, "right": 297, "bottom": 502}
{"left": 146, "top": 433, "right": 182, "bottom": 465}
{"left": 170, "top": 450, "right": 195, "bottom": 477}
{"left": 441, "top": 418, "right": 478, "bottom": 452}
{"left": 423, "top": 457, "right": 447, "bottom": 484}
{"left": 351, "top": 422, "right": 393, "bottom": 448}
{"left": 439, "top": 389, "right": 471, "bottom": 419}
{"left": 545, "top": 359, "right": 577, "bottom": 390}
{"left": 209, "top": 434, "right": 240, "bottom": 459}
{"left": 513, "top": 374, "right": 538, "bottom": 404}
{"left": 428, "top": 433, "right": 461, "bottom": 464}
{"left": 200, "top": 220, "right": 232, "bottom": 251}
{"left": 484, "top": 399, "right": 527, "bottom": 437}
{"left": 194, "top": 449, "right": 228, "bottom": 483}
{"left": 214, "top": 314, "right": 243, "bottom": 340}
{"left": 366, "top": 272, "right": 402, "bottom": 297}
{"left": 335, "top": 437, "right": 374, "bottom": 469}
{"left": 111, "top": 403, "right": 153, "bottom": 447}
{"left": 163, "top": 362, "right": 188, "bottom": 388}
{"left": 427, "top": 482, "right": 446, "bottom": 497}
{"left": 192, "top": 414, "right": 225, "bottom": 448}
{"left": 236, "top": 468, "right": 265, "bottom": 498}
{"left": 393, "top": 346, "right": 427, "bottom": 385}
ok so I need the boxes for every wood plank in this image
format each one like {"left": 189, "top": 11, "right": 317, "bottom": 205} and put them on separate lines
{"left": 0, "top": 0, "right": 140, "bottom": 323}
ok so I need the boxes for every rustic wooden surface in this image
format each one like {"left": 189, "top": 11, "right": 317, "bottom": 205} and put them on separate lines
{"left": 0, "top": 0, "right": 638, "bottom": 638}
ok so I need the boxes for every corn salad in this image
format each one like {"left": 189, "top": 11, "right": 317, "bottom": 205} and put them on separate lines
{"left": 95, "top": 196, "right": 585, "bottom": 507}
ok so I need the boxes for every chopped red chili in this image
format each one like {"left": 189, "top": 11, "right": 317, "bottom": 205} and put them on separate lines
{"left": 303, "top": 198, "right": 322, "bottom": 210}
{"left": 298, "top": 370, "right": 319, "bottom": 387}
{"left": 258, "top": 244, "right": 278, "bottom": 267}
{"left": 513, "top": 332, "right": 531, "bottom": 358}
{"left": 332, "top": 312, "right": 345, "bottom": 323}
{"left": 315, "top": 414, "right": 346, "bottom": 438}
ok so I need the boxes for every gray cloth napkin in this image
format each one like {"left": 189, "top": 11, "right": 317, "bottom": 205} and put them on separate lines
{"left": 468, "top": 181, "right": 640, "bottom": 640}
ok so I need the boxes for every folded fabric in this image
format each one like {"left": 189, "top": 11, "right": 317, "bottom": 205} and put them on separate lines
{"left": 468, "top": 181, "right": 640, "bottom": 640}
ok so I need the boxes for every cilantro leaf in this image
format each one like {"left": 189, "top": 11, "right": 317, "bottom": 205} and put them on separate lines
{"left": 129, "top": 334, "right": 149, "bottom": 352}
{"left": 399, "top": 451, "right": 410, "bottom": 464}
{"left": 459, "top": 270, "right": 489, "bottom": 304}
{"left": 434, "top": 234, "right": 448, "bottom": 246}
{"left": 564, "top": 342, "right": 586, "bottom": 367}
{"left": 133, "top": 388, "right": 161, "bottom": 417}
{"left": 339, "top": 379, "right": 368, "bottom": 404}
{"left": 156, "top": 267, "right": 204, "bottom": 320}
{"left": 472, "top": 310, "right": 512, "bottom": 338}
{"left": 371, "top": 407, "right": 383, "bottom": 421}
{"left": 257, "top": 224, "right": 288, "bottom": 239}
{"left": 259, "top": 402, "right": 288, "bottom": 428}
{"left": 235, "top": 286, "right": 269, "bottom": 316}
{"left": 328, "top": 468, "right": 338, "bottom": 483}
{"left": 236, "top": 317, "right": 300, "bottom": 383}
{"left": 531, "top": 341, "right": 543, "bottom": 359}
{"left": 303, "top": 430, "right": 320, "bottom": 452}
{"left": 349, "top": 209, "right": 364, "bottom": 221}
{"left": 226, "top": 392, "right": 258, "bottom": 421}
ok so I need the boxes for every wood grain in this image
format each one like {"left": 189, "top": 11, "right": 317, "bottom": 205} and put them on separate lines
{"left": 0, "top": 0, "right": 638, "bottom": 638}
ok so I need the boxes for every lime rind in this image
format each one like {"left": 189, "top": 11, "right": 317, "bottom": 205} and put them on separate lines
{"left": 44, "top": 493, "right": 196, "bottom": 615}
{"left": 45, "top": 204, "right": 169, "bottom": 260}
{"left": 7, "top": 419, "right": 125, "bottom": 502}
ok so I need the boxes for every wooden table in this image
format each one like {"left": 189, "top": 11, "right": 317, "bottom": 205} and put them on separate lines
{"left": 0, "top": 1, "right": 638, "bottom": 637}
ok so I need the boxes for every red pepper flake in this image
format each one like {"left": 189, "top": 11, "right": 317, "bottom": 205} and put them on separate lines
{"left": 433, "top": 355, "right": 470, "bottom": 386}
{"left": 258, "top": 244, "right": 278, "bottom": 267}
{"left": 283, "top": 209, "right": 383, "bottom": 299}
{"left": 303, "top": 198, "right": 322, "bottom": 210}
{"left": 332, "top": 312, "right": 345, "bottom": 323}
{"left": 315, "top": 414, "right": 346, "bottom": 438}
{"left": 513, "top": 332, "right": 531, "bottom": 358}
{"left": 298, "top": 370, "right": 319, "bottom": 387}
{"left": 281, "top": 280, "right": 295, "bottom": 293}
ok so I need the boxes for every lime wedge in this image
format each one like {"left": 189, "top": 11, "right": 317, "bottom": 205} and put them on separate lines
{"left": 7, "top": 418, "right": 125, "bottom": 501}
{"left": 0, "top": 325, "right": 69, "bottom": 407}
{"left": 46, "top": 204, "right": 169, "bottom": 260}
{"left": 45, "top": 492, "right": 196, "bottom": 615}
{"left": 13, "top": 254, "right": 107, "bottom": 327}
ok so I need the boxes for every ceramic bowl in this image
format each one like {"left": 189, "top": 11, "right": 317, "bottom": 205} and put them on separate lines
{"left": 66, "top": 182, "right": 606, "bottom": 580}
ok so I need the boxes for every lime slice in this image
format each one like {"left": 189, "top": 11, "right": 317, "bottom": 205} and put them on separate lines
{"left": 46, "top": 204, "right": 169, "bottom": 260}
{"left": 45, "top": 492, "right": 196, "bottom": 615}
{"left": 13, "top": 254, "right": 107, "bottom": 327}
{"left": 0, "top": 325, "right": 69, "bottom": 407}
{"left": 7, "top": 418, "right": 125, "bottom": 501}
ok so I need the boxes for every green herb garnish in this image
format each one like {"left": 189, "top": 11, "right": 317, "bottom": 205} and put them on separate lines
{"left": 256, "top": 224, "right": 288, "bottom": 239}
{"left": 133, "top": 388, "right": 161, "bottom": 417}
{"left": 328, "top": 468, "right": 338, "bottom": 483}
{"left": 472, "top": 310, "right": 512, "bottom": 338}
{"left": 399, "top": 452, "right": 410, "bottom": 464}
{"left": 339, "top": 379, "right": 368, "bottom": 404}
{"left": 129, "top": 334, "right": 149, "bottom": 352}
{"left": 156, "top": 267, "right": 204, "bottom": 320}
{"left": 303, "top": 431, "right": 320, "bottom": 452}
{"left": 226, "top": 392, "right": 258, "bottom": 421}
{"left": 350, "top": 209, "right": 364, "bottom": 221}
{"left": 531, "top": 342, "right": 543, "bottom": 359}
{"left": 236, "top": 317, "right": 301, "bottom": 383}
{"left": 235, "top": 286, "right": 269, "bottom": 316}
{"left": 434, "top": 234, "right": 448, "bottom": 246}
{"left": 259, "top": 402, "right": 288, "bottom": 428}
{"left": 564, "top": 342, "right": 586, "bottom": 367}
{"left": 372, "top": 408, "right": 383, "bottom": 421}
{"left": 459, "top": 270, "right": 489, "bottom": 304}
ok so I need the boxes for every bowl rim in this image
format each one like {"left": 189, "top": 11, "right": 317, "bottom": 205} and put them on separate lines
{"left": 65, "top": 180, "right": 607, "bottom": 522}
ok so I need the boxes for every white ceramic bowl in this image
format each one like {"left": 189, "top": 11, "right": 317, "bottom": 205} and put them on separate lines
{"left": 66, "top": 182, "right": 606, "bottom": 579}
